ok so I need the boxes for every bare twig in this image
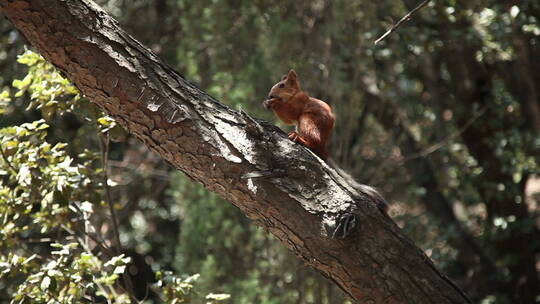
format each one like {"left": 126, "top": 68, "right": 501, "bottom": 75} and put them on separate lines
{"left": 107, "top": 159, "right": 170, "bottom": 179}
{"left": 368, "top": 106, "right": 487, "bottom": 185}
{"left": 70, "top": 219, "right": 116, "bottom": 257}
{"left": 374, "top": 0, "right": 431, "bottom": 44}
{"left": 99, "top": 133, "right": 136, "bottom": 299}
{"left": 76, "top": 233, "right": 115, "bottom": 304}
{"left": 0, "top": 145, "right": 17, "bottom": 174}
{"left": 398, "top": 106, "right": 487, "bottom": 162}
{"left": 99, "top": 134, "right": 121, "bottom": 252}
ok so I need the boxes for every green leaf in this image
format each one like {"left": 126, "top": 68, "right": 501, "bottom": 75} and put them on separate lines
{"left": 80, "top": 201, "right": 93, "bottom": 213}
{"left": 0, "top": 90, "right": 11, "bottom": 100}
{"left": 17, "top": 165, "right": 31, "bottom": 185}
{"left": 12, "top": 79, "right": 23, "bottom": 89}
{"left": 97, "top": 116, "right": 113, "bottom": 126}
{"left": 42, "top": 191, "right": 54, "bottom": 209}
{"left": 113, "top": 265, "right": 126, "bottom": 274}
{"left": 206, "top": 293, "right": 231, "bottom": 301}
{"left": 40, "top": 276, "right": 51, "bottom": 291}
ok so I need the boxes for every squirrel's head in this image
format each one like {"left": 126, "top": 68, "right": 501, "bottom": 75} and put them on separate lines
{"left": 267, "top": 69, "right": 301, "bottom": 102}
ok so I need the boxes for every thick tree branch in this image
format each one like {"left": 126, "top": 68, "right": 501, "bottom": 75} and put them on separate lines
{"left": 0, "top": 0, "right": 470, "bottom": 302}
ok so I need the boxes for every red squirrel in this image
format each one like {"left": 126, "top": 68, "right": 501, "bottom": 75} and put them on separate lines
{"left": 263, "top": 70, "right": 335, "bottom": 160}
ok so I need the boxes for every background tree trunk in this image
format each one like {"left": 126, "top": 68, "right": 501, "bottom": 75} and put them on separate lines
{"left": 0, "top": 0, "right": 471, "bottom": 302}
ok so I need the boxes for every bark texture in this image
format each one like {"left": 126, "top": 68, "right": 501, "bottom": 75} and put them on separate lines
{"left": 0, "top": 0, "right": 471, "bottom": 303}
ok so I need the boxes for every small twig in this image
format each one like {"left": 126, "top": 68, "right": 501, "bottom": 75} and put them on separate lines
{"left": 46, "top": 290, "right": 63, "bottom": 304}
{"left": 77, "top": 238, "right": 113, "bottom": 303}
{"left": 368, "top": 106, "right": 487, "bottom": 185}
{"left": 71, "top": 221, "right": 115, "bottom": 257}
{"left": 399, "top": 106, "right": 487, "bottom": 163}
{"left": 99, "top": 133, "right": 136, "bottom": 300}
{"left": 75, "top": 207, "right": 117, "bottom": 304}
{"left": 374, "top": 0, "right": 431, "bottom": 44}
{"left": 100, "top": 134, "right": 122, "bottom": 254}
{"left": 107, "top": 159, "right": 170, "bottom": 179}
{"left": 0, "top": 145, "right": 18, "bottom": 174}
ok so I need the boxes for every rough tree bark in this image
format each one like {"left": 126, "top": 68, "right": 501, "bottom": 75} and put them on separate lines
{"left": 0, "top": 0, "right": 471, "bottom": 303}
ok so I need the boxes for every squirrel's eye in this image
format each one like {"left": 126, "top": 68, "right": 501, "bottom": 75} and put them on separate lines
{"left": 278, "top": 83, "right": 285, "bottom": 88}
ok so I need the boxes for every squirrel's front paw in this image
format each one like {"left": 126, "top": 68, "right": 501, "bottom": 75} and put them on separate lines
{"left": 288, "top": 132, "right": 299, "bottom": 141}
{"left": 263, "top": 98, "right": 277, "bottom": 109}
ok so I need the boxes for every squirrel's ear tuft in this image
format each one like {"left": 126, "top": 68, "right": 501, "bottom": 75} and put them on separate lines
{"left": 287, "top": 69, "right": 299, "bottom": 87}
{"left": 287, "top": 69, "right": 298, "bottom": 81}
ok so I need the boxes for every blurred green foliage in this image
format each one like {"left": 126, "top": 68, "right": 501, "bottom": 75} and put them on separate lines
{"left": 0, "top": 52, "right": 228, "bottom": 303}
{"left": 1, "top": 0, "right": 539, "bottom": 303}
